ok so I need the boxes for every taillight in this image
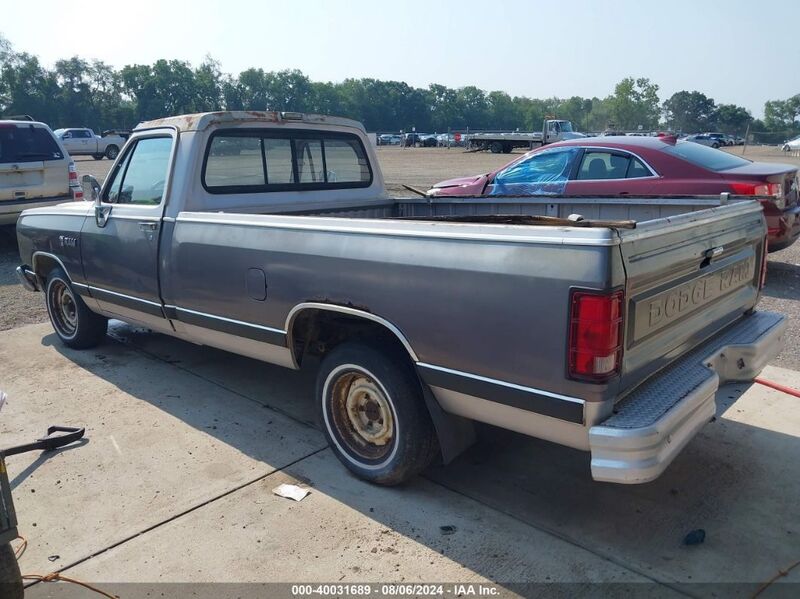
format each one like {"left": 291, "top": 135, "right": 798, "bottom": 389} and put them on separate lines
{"left": 68, "top": 162, "right": 83, "bottom": 200}
{"left": 568, "top": 289, "right": 624, "bottom": 382}
{"left": 730, "top": 182, "right": 785, "bottom": 207}
{"left": 759, "top": 235, "right": 769, "bottom": 290}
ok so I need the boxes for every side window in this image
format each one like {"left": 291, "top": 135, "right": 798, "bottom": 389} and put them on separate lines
{"left": 104, "top": 137, "right": 172, "bottom": 206}
{"left": 295, "top": 139, "right": 324, "bottom": 183}
{"left": 494, "top": 147, "right": 578, "bottom": 185}
{"left": 264, "top": 138, "right": 294, "bottom": 184}
{"left": 577, "top": 151, "right": 630, "bottom": 180}
{"left": 205, "top": 136, "right": 265, "bottom": 187}
{"left": 324, "top": 139, "right": 371, "bottom": 183}
{"left": 627, "top": 157, "right": 652, "bottom": 179}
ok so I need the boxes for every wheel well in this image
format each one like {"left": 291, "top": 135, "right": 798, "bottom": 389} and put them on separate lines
{"left": 289, "top": 309, "right": 414, "bottom": 368}
{"left": 32, "top": 254, "right": 63, "bottom": 283}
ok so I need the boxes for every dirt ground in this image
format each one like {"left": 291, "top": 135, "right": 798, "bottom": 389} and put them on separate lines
{"left": 2, "top": 144, "right": 799, "bottom": 368}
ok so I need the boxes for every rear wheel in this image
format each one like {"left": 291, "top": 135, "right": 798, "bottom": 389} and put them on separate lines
{"left": 489, "top": 141, "right": 503, "bottom": 154}
{"left": 105, "top": 145, "right": 119, "bottom": 160}
{"left": 712, "top": 142, "right": 720, "bottom": 148}
{"left": 92, "top": 153, "right": 104, "bottom": 160}
{"left": 317, "top": 342, "right": 438, "bottom": 485}
{"left": 45, "top": 268, "right": 107, "bottom": 349}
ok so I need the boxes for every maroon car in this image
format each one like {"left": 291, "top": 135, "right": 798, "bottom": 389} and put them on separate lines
{"left": 428, "top": 136, "right": 800, "bottom": 251}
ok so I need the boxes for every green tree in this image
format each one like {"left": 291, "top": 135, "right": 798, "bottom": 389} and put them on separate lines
{"left": 662, "top": 91, "right": 716, "bottom": 132}
{"left": 608, "top": 77, "right": 660, "bottom": 130}
{"left": 713, "top": 103, "right": 752, "bottom": 134}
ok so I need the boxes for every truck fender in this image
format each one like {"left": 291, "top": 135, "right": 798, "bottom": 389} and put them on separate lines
{"left": 286, "top": 302, "right": 476, "bottom": 463}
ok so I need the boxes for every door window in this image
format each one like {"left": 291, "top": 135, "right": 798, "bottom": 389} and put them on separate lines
{"left": 576, "top": 151, "right": 653, "bottom": 180}
{"left": 103, "top": 136, "right": 172, "bottom": 205}
{"left": 491, "top": 147, "right": 578, "bottom": 195}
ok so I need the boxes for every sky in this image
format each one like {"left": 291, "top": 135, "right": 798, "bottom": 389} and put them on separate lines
{"left": 3, "top": 0, "right": 798, "bottom": 118}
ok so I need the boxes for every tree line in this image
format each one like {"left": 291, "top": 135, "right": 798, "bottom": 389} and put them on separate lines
{"left": 1, "top": 35, "right": 798, "bottom": 140}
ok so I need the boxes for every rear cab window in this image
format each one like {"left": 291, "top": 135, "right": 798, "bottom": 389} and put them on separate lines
{"left": 0, "top": 124, "right": 64, "bottom": 163}
{"left": 663, "top": 141, "right": 751, "bottom": 171}
{"left": 202, "top": 129, "right": 372, "bottom": 193}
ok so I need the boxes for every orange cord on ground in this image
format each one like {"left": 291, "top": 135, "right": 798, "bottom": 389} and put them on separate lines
{"left": 13, "top": 535, "right": 117, "bottom": 599}
{"left": 754, "top": 377, "right": 800, "bottom": 399}
{"left": 752, "top": 558, "right": 800, "bottom": 597}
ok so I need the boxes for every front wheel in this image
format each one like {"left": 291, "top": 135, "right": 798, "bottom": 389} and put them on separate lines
{"left": 317, "top": 343, "right": 438, "bottom": 485}
{"left": 45, "top": 268, "right": 108, "bottom": 349}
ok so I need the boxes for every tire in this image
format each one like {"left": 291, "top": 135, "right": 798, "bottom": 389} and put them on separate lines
{"left": 105, "top": 145, "right": 119, "bottom": 160}
{"left": 317, "top": 342, "right": 438, "bottom": 485}
{"left": 92, "top": 154, "right": 104, "bottom": 160}
{"left": 489, "top": 141, "right": 503, "bottom": 154}
{"left": 502, "top": 143, "right": 513, "bottom": 153}
{"left": 0, "top": 543, "right": 23, "bottom": 599}
{"left": 45, "top": 268, "right": 107, "bottom": 349}
{"left": 712, "top": 142, "right": 720, "bottom": 149}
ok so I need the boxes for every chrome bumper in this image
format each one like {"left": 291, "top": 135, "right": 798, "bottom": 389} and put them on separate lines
{"left": 589, "top": 311, "right": 787, "bottom": 484}
{"left": 15, "top": 265, "right": 40, "bottom": 292}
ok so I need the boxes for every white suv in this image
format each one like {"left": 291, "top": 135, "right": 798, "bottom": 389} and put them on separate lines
{"left": 0, "top": 119, "right": 81, "bottom": 225}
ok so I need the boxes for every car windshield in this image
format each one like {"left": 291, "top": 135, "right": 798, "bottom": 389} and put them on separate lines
{"left": 558, "top": 121, "right": 573, "bottom": 132}
{"left": 0, "top": 124, "right": 64, "bottom": 163}
{"left": 662, "top": 141, "right": 751, "bottom": 172}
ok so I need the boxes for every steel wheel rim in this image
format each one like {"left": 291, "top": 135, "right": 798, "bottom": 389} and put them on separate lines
{"left": 329, "top": 369, "right": 395, "bottom": 461}
{"left": 48, "top": 280, "right": 78, "bottom": 338}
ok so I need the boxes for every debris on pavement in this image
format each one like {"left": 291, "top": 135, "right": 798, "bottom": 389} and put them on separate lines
{"left": 272, "top": 484, "right": 310, "bottom": 502}
{"left": 683, "top": 529, "right": 706, "bottom": 546}
{"left": 439, "top": 525, "right": 457, "bottom": 535}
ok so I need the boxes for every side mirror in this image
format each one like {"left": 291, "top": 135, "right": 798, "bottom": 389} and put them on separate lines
{"left": 81, "top": 174, "right": 102, "bottom": 204}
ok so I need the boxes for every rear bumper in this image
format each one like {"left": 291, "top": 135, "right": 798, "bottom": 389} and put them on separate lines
{"left": 766, "top": 204, "right": 800, "bottom": 251}
{"left": 16, "top": 265, "right": 40, "bottom": 292}
{"left": 0, "top": 195, "right": 72, "bottom": 225}
{"left": 589, "top": 311, "right": 786, "bottom": 484}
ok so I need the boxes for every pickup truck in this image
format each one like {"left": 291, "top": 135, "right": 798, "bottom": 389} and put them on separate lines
{"left": 53, "top": 128, "right": 126, "bottom": 160}
{"left": 15, "top": 111, "right": 786, "bottom": 486}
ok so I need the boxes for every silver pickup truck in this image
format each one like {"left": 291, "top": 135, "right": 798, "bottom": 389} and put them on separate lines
{"left": 15, "top": 111, "right": 786, "bottom": 486}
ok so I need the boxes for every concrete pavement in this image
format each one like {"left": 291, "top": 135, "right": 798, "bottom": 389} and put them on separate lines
{"left": 1, "top": 321, "right": 799, "bottom": 597}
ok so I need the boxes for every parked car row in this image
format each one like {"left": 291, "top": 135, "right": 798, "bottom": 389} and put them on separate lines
{"left": 683, "top": 132, "right": 743, "bottom": 148}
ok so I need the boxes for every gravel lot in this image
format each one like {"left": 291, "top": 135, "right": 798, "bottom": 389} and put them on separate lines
{"left": 2, "top": 145, "right": 798, "bottom": 368}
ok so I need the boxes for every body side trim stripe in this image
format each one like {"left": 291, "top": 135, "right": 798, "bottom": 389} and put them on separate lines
{"left": 89, "top": 286, "right": 165, "bottom": 318}
{"left": 164, "top": 305, "right": 287, "bottom": 346}
{"left": 417, "top": 363, "right": 585, "bottom": 424}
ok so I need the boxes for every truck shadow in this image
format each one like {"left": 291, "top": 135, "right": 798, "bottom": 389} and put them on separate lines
{"left": 43, "top": 323, "right": 800, "bottom": 594}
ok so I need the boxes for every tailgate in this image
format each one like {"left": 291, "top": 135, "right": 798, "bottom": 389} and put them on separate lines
{"left": 617, "top": 200, "right": 766, "bottom": 392}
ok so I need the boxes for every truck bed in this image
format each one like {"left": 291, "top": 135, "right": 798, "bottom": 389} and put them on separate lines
{"left": 268, "top": 193, "right": 742, "bottom": 224}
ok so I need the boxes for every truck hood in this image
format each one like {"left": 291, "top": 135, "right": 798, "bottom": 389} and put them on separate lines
{"left": 561, "top": 132, "right": 587, "bottom": 140}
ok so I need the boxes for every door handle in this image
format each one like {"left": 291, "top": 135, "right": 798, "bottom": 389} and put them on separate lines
{"left": 138, "top": 221, "right": 159, "bottom": 231}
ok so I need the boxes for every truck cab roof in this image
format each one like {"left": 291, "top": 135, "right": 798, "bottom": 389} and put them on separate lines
{"left": 136, "top": 111, "right": 367, "bottom": 133}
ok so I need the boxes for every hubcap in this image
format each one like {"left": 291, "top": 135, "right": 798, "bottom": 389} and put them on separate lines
{"left": 49, "top": 280, "right": 78, "bottom": 337}
{"left": 330, "top": 370, "right": 395, "bottom": 461}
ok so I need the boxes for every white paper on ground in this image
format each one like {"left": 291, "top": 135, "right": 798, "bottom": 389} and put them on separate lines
{"left": 272, "top": 483, "right": 310, "bottom": 502}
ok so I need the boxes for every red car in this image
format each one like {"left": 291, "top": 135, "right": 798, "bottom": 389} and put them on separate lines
{"left": 428, "top": 136, "right": 800, "bottom": 251}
